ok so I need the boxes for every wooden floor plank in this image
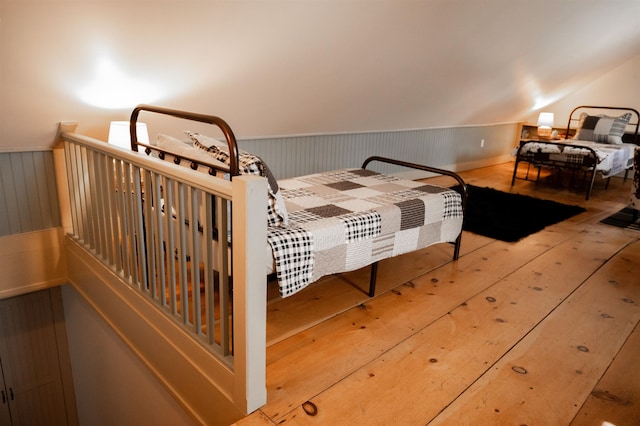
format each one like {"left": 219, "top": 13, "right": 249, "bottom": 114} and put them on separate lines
{"left": 430, "top": 240, "right": 640, "bottom": 425}
{"left": 266, "top": 275, "right": 366, "bottom": 346}
{"left": 271, "top": 230, "right": 635, "bottom": 424}
{"left": 234, "top": 162, "right": 639, "bottom": 425}
{"left": 339, "top": 242, "right": 462, "bottom": 295}
{"left": 261, "top": 242, "right": 518, "bottom": 419}
{"left": 570, "top": 290, "right": 640, "bottom": 424}
{"left": 266, "top": 230, "right": 492, "bottom": 345}
{"left": 266, "top": 240, "right": 480, "bottom": 346}
{"left": 572, "top": 322, "right": 640, "bottom": 424}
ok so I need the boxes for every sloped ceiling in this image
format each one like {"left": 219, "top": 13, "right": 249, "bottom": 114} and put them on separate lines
{"left": 1, "top": 0, "right": 639, "bottom": 148}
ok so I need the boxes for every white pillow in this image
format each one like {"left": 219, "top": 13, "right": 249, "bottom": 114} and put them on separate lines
{"left": 184, "top": 131, "right": 228, "bottom": 150}
{"left": 185, "top": 131, "right": 289, "bottom": 227}
{"left": 156, "top": 134, "right": 227, "bottom": 174}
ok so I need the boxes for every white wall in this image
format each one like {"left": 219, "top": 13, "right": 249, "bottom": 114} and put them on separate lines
{"left": 61, "top": 285, "right": 196, "bottom": 426}
{"left": 523, "top": 53, "right": 640, "bottom": 127}
{"left": 1, "top": 1, "right": 639, "bottom": 150}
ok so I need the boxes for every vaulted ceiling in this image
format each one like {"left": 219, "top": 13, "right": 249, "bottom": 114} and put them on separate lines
{"left": 1, "top": 0, "right": 639, "bottom": 147}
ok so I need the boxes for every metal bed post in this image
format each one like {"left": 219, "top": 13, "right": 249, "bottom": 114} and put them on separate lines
{"left": 361, "top": 155, "right": 467, "bottom": 296}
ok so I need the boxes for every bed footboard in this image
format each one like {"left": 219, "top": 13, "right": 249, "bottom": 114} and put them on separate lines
{"left": 363, "top": 156, "right": 466, "bottom": 297}
{"left": 362, "top": 155, "right": 467, "bottom": 260}
{"left": 511, "top": 140, "right": 599, "bottom": 200}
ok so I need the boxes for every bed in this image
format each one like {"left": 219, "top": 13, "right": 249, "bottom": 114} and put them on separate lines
{"left": 128, "top": 105, "right": 467, "bottom": 298}
{"left": 511, "top": 106, "right": 639, "bottom": 199}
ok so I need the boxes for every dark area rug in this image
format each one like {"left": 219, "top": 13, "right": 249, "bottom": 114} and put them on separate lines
{"left": 600, "top": 207, "right": 640, "bottom": 231}
{"left": 459, "top": 185, "right": 586, "bottom": 242}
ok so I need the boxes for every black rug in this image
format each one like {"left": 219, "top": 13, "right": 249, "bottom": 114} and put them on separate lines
{"left": 459, "top": 185, "right": 586, "bottom": 242}
{"left": 600, "top": 207, "right": 640, "bottom": 231}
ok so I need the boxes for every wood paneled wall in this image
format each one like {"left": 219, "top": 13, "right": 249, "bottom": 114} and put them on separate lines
{"left": 0, "top": 151, "right": 61, "bottom": 237}
{"left": 240, "top": 123, "right": 518, "bottom": 180}
{"left": 0, "top": 123, "right": 517, "bottom": 237}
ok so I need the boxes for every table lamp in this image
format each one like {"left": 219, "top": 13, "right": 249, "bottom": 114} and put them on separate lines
{"left": 537, "top": 112, "right": 554, "bottom": 139}
{"left": 108, "top": 121, "right": 149, "bottom": 151}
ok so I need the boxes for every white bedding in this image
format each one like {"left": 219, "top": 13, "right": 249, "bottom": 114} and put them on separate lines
{"left": 266, "top": 168, "right": 463, "bottom": 297}
{"left": 564, "top": 140, "right": 635, "bottom": 177}
{"left": 516, "top": 139, "right": 635, "bottom": 178}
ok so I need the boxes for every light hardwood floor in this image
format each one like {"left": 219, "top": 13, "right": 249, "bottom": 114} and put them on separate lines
{"left": 237, "top": 161, "right": 640, "bottom": 426}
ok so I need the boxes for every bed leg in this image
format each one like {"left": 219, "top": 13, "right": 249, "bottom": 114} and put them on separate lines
{"left": 453, "top": 235, "right": 461, "bottom": 260}
{"left": 368, "top": 262, "right": 378, "bottom": 297}
{"left": 586, "top": 169, "right": 596, "bottom": 200}
{"left": 511, "top": 161, "right": 519, "bottom": 185}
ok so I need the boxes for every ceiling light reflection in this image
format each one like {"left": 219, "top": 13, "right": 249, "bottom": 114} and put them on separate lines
{"left": 533, "top": 93, "right": 563, "bottom": 111}
{"left": 77, "top": 55, "right": 163, "bottom": 109}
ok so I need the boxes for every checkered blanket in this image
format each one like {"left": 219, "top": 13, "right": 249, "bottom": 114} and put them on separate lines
{"left": 266, "top": 168, "right": 464, "bottom": 297}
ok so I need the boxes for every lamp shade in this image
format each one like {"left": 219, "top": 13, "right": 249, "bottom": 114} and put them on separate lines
{"left": 536, "top": 112, "right": 554, "bottom": 139}
{"left": 108, "top": 121, "right": 149, "bottom": 151}
{"left": 537, "top": 112, "right": 554, "bottom": 128}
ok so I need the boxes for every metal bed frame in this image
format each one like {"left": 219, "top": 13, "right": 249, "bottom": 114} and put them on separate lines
{"left": 126, "top": 104, "right": 468, "bottom": 297}
{"left": 511, "top": 106, "right": 640, "bottom": 200}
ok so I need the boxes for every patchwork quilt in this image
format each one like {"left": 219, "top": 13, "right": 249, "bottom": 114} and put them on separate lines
{"left": 266, "top": 168, "right": 464, "bottom": 297}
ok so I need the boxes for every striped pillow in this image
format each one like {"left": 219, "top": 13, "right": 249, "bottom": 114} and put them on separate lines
{"left": 574, "top": 112, "right": 631, "bottom": 144}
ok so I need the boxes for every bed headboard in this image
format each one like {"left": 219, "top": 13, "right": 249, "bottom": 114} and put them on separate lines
{"left": 566, "top": 105, "right": 640, "bottom": 144}
{"left": 128, "top": 104, "right": 241, "bottom": 176}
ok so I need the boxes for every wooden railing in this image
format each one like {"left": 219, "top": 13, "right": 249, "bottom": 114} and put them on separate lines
{"left": 54, "top": 126, "right": 266, "bottom": 422}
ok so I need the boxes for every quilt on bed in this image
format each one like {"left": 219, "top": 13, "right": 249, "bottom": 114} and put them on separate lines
{"left": 516, "top": 140, "right": 635, "bottom": 177}
{"left": 266, "top": 168, "right": 463, "bottom": 297}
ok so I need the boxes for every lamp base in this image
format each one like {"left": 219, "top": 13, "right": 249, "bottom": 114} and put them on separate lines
{"left": 537, "top": 126, "right": 552, "bottom": 139}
